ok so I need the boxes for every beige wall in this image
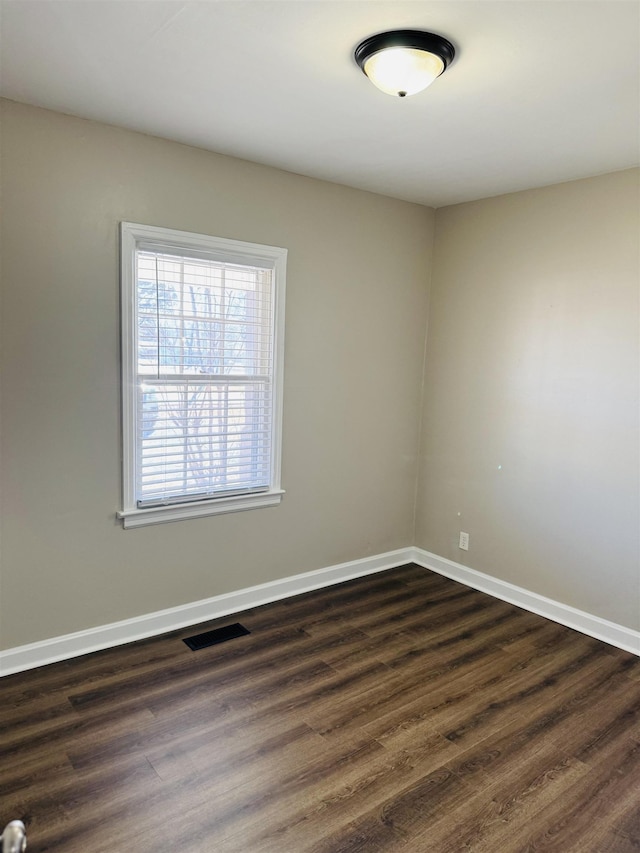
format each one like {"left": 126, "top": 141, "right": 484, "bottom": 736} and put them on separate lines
{"left": 416, "top": 169, "right": 640, "bottom": 630}
{"left": 0, "top": 100, "right": 433, "bottom": 649}
{"left": 2, "top": 99, "right": 637, "bottom": 653}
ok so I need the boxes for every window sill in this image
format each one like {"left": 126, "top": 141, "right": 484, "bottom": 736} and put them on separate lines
{"left": 117, "top": 490, "right": 285, "bottom": 529}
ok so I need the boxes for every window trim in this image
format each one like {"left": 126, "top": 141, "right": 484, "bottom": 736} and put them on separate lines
{"left": 117, "top": 222, "right": 287, "bottom": 529}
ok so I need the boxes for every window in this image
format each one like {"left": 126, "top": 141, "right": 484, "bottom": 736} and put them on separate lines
{"left": 118, "top": 223, "right": 286, "bottom": 528}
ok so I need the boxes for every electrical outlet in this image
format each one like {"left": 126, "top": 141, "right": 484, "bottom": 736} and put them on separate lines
{"left": 459, "top": 531, "right": 469, "bottom": 551}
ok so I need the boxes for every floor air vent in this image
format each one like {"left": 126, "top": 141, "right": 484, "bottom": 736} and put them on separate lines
{"left": 183, "top": 623, "right": 250, "bottom": 651}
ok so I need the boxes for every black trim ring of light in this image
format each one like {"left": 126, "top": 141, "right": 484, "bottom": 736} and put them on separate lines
{"left": 354, "top": 29, "right": 456, "bottom": 78}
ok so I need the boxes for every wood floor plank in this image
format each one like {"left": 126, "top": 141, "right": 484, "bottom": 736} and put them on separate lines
{"left": 218, "top": 728, "right": 463, "bottom": 852}
{"left": 492, "top": 735, "right": 640, "bottom": 852}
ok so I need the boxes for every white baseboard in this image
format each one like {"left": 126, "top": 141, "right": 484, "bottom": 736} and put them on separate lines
{"left": 410, "top": 547, "right": 640, "bottom": 657}
{"left": 0, "top": 548, "right": 414, "bottom": 676}
{"left": 2, "top": 545, "right": 638, "bottom": 676}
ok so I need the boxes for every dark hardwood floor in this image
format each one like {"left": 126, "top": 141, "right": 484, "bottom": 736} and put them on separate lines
{"left": 2, "top": 564, "right": 640, "bottom": 851}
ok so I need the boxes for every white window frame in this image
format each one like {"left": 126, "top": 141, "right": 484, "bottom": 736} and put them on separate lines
{"left": 117, "top": 222, "right": 287, "bottom": 528}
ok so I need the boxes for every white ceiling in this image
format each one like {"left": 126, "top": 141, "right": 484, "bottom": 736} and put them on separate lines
{"left": 1, "top": 0, "right": 638, "bottom": 207}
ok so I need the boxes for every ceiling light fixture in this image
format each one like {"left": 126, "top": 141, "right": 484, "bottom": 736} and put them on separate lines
{"left": 354, "top": 29, "right": 455, "bottom": 98}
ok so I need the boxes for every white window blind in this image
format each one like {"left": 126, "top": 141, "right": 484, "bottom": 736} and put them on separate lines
{"left": 119, "top": 224, "right": 286, "bottom": 527}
